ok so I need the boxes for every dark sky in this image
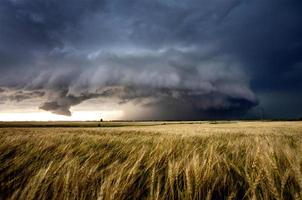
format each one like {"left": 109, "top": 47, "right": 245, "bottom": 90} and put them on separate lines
{"left": 0, "top": 0, "right": 302, "bottom": 120}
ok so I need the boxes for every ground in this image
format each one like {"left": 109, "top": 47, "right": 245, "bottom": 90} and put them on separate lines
{"left": 1, "top": 121, "right": 302, "bottom": 200}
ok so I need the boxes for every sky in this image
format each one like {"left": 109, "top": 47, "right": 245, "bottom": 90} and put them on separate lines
{"left": 0, "top": 0, "right": 302, "bottom": 121}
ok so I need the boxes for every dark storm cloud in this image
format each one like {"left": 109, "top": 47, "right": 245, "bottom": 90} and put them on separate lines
{"left": 0, "top": 0, "right": 301, "bottom": 118}
{"left": 0, "top": 88, "right": 45, "bottom": 105}
{"left": 39, "top": 89, "right": 101, "bottom": 116}
{"left": 217, "top": 0, "right": 302, "bottom": 92}
{"left": 8, "top": 90, "right": 45, "bottom": 102}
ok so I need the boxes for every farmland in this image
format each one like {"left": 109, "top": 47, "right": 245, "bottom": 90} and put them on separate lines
{"left": 1, "top": 121, "right": 302, "bottom": 200}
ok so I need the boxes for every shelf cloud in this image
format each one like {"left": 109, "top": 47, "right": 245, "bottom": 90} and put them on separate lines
{"left": 0, "top": 0, "right": 301, "bottom": 119}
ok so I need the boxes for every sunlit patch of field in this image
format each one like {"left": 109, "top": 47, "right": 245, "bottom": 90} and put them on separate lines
{"left": 1, "top": 121, "right": 302, "bottom": 199}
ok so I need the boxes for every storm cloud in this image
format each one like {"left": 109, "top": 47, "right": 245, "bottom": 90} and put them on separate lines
{"left": 0, "top": 0, "right": 301, "bottom": 119}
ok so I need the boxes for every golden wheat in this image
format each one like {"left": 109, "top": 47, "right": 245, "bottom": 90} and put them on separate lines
{"left": 0, "top": 121, "right": 302, "bottom": 199}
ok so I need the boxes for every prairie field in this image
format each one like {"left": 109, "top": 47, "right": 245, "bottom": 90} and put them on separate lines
{"left": 1, "top": 121, "right": 302, "bottom": 200}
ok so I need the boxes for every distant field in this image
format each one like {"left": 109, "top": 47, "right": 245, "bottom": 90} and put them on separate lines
{"left": 1, "top": 121, "right": 302, "bottom": 199}
{"left": 0, "top": 121, "right": 208, "bottom": 128}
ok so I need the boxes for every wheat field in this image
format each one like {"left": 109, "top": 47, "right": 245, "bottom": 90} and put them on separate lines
{"left": 1, "top": 121, "right": 302, "bottom": 200}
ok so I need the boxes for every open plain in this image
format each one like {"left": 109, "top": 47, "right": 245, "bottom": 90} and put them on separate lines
{"left": 1, "top": 121, "right": 302, "bottom": 200}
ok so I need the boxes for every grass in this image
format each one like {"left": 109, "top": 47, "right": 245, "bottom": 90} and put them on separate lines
{"left": 0, "top": 121, "right": 302, "bottom": 199}
{"left": 0, "top": 121, "right": 165, "bottom": 128}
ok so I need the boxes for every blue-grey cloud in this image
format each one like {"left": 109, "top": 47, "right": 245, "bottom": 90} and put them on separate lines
{"left": 0, "top": 0, "right": 301, "bottom": 119}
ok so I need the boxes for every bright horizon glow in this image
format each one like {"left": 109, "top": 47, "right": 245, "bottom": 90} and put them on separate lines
{"left": 0, "top": 110, "right": 124, "bottom": 121}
